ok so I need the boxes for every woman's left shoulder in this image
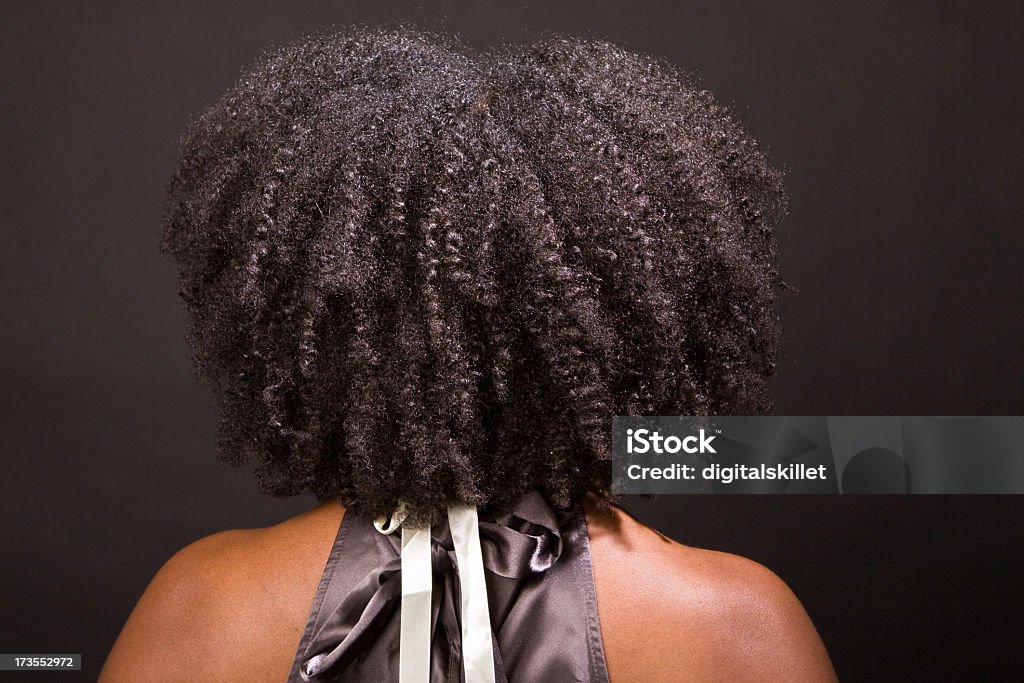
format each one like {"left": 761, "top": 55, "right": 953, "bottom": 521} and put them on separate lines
{"left": 99, "top": 501, "right": 344, "bottom": 682}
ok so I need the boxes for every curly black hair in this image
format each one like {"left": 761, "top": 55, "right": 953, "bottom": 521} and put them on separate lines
{"left": 162, "top": 27, "right": 786, "bottom": 523}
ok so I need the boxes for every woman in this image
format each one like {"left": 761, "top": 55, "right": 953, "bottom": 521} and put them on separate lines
{"left": 101, "top": 28, "right": 836, "bottom": 682}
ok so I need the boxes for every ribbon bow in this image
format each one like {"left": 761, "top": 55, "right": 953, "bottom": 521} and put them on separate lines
{"left": 299, "top": 491, "right": 563, "bottom": 683}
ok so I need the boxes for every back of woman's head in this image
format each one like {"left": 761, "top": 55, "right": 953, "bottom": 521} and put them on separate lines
{"left": 162, "top": 27, "right": 786, "bottom": 522}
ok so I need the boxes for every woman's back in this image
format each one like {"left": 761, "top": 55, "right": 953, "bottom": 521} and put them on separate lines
{"left": 285, "top": 491, "right": 608, "bottom": 682}
{"left": 100, "top": 495, "right": 836, "bottom": 682}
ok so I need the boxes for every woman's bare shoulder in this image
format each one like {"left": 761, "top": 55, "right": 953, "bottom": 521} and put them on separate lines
{"left": 99, "top": 501, "right": 345, "bottom": 683}
{"left": 102, "top": 496, "right": 836, "bottom": 682}
{"left": 583, "top": 495, "right": 837, "bottom": 683}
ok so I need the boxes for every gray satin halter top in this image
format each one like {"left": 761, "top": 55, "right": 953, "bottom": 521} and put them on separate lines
{"left": 285, "top": 490, "right": 611, "bottom": 682}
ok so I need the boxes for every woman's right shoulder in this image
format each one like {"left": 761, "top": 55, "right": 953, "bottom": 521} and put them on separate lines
{"left": 583, "top": 496, "right": 837, "bottom": 682}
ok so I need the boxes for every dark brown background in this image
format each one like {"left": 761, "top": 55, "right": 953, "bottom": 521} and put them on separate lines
{"left": 1, "top": 1, "right": 1022, "bottom": 680}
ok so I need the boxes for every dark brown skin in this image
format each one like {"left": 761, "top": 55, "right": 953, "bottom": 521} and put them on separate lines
{"left": 100, "top": 496, "right": 837, "bottom": 682}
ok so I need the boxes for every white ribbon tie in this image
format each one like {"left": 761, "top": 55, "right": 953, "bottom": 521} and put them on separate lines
{"left": 374, "top": 502, "right": 496, "bottom": 683}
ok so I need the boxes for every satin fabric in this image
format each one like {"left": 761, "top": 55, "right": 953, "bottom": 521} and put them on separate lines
{"left": 286, "top": 490, "right": 610, "bottom": 682}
